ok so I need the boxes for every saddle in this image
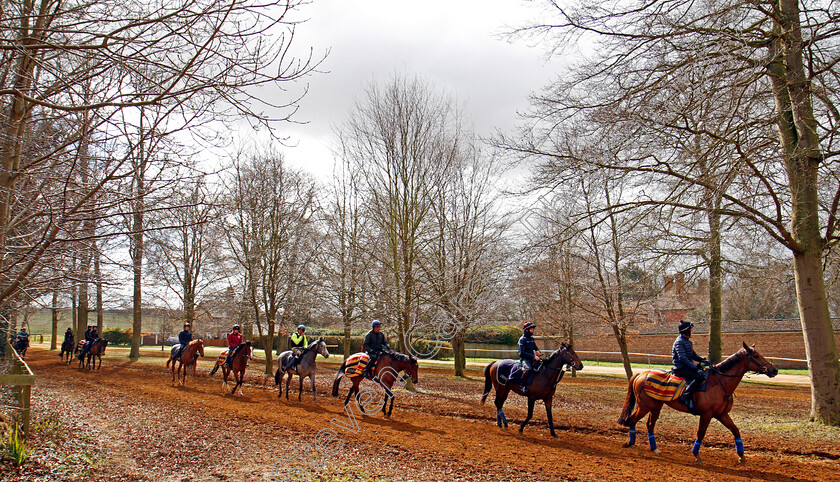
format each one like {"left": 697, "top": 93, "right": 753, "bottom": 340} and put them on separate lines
{"left": 642, "top": 370, "right": 709, "bottom": 402}
{"left": 496, "top": 359, "right": 524, "bottom": 386}
{"left": 344, "top": 353, "right": 371, "bottom": 378}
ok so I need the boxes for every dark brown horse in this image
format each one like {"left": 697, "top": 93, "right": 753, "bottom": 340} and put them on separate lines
{"left": 209, "top": 341, "right": 252, "bottom": 395}
{"left": 331, "top": 351, "right": 419, "bottom": 417}
{"left": 166, "top": 339, "right": 205, "bottom": 385}
{"left": 481, "top": 343, "right": 584, "bottom": 437}
{"left": 618, "top": 342, "right": 778, "bottom": 463}
{"left": 79, "top": 338, "right": 108, "bottom": 370}
{"left": 59, "top": 337, "right": 75, "bottom": 363}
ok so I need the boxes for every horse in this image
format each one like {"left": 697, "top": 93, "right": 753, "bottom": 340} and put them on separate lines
{"left": 13, "top": 337, "right": 29, "bottom": 358}
{"left": 79, "top": 338, "right": 108, "bottom": 370}
{"left": 618, "top": 342, "right": 778, "bottom": 464}
{"left": 274, "top": 338, "right": 330, "bottom": 402}
{"left": 331, "top": 350, "right": 419, "bottom": 417}
{"left": 59, "top": 337, "right": 75, "bottom": 363}
{"left": 208, "top": 341, "right": 252, "bottom": 395}
{"left": 166, "top": 339, "right": 205, "bottom": 385}
{"left": 480, "top": 343, "right": 584, "bottom": 438}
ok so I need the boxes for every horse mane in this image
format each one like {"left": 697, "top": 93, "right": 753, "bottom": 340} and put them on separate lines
{"left": 384, "top": 350, "right": 414, "bottom": 362}
{"left": 714, "top": 349, "right": 745, "bottom": 372}
{"left": 546, "top": 342, "right": 570, "bottom": 362}
{"left": 189, "top": 339, "right": 202, "bottom": 346}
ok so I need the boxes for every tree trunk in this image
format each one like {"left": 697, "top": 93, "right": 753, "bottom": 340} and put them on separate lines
{"left": 95, "top": 247, "right": 104, "bottom": 333}
{"left": 343, "top": 322, "right": 352, "bottom": 360}
{"left": 452, "top": 331, "right": 466, "bottom": 377}
{"left": 130, "top": 172, "right": 144, "bottom": 360}
{"left": 567, "top": 326, "right": 576, "bottom": 378}
{"left": 707, "top": 207, "right": 723, "bottom": 363}
{"left": 612, "top": 325, "right": 633, "bottom": 380}
{"left": 50, "top": 291, "right": 58, "bottom": 350}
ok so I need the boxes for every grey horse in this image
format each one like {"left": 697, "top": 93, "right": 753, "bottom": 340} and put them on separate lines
{"left": 274, "top": 337, "right": 330, "bottom": 401}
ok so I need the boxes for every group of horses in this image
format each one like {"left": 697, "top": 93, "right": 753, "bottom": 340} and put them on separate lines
{"left": 53, "top": 330, "right": 779, "bottom": 463}
{"left": 58, "top": 336, "right": 108, "bottom": 370}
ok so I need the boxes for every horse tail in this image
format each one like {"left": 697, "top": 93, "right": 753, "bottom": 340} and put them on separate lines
{"left": 332, "top": 362, "right": 346, "bottom": 397}
{"left": 209, "top": 361, "right": 219, "bottom": 376}
{"left": 274, "top": 367, "right": 280, "bottom": 386}
{"left": 618, "top": 373, "right": 639, "bottom": 427}
{"left": 480, "top": 362, "right": 494, "bottom": 404}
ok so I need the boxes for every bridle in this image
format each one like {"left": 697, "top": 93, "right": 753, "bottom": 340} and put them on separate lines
{"left": 744, "top": 349, "right": 774, "bottom": 375}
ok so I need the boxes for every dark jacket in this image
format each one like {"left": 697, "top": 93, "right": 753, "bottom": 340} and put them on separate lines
{"left": 64, "top": 330, "right": 74, "bottom": 343}
{"left": 84, "top": 328, "right": 96, "bottom": 342}
{"left": 518, "top": 332, "right": 539, "bottom": 363}
{"left": 672, "top": 334, "right": 703, "bottom": 372}
{"left": 16, "top": 331, "right": 28, "bottom": 342}
{"left": 363, "top": 330, "right": 390, "bottom": 354}
{"left": 179, "top": 329, "right": 193, "bottom": 347}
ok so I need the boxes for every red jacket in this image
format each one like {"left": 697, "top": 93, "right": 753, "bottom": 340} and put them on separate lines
{"left": 227, "top": 332, "right": 243, "bottom": 349}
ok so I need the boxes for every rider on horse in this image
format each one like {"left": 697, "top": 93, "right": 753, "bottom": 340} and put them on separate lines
{"left": 224, "top": 324, "right": 244, "bottom": 368}
{"left": 63, "top": 327, "right": 74, "bottom": 345}
{"left": 282, "top": 324, "right": 309, "bottom": 372}
{"left": 518, "top": 321, "right": 542, "bottom": 395}
{"left": 362, "top": 320, "right": 390, "bottom": 379}
{"left": 672, "top": 320, "right": 709, "bottom": 412}
{"left": 80, "top": 325, "right": 98, "bottom": 357}
{"left": 176, "top": 323, "right": 192, "bottom": 361}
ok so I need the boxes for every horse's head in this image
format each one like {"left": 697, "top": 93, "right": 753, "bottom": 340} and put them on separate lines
{"left": 316, "top": 337, "right": 329, "bottom": 358}
{"left": 550, "top": 343, "right": 583, "bottom": 371}
{"left": 406, "top": 355, "right": 419, "bottom": 384}
{"left": 194, "top": 339, "right": 205, "bottom": 357}
{"left": 99, "top": 339, "right": 108, "bottom": 353}
{"left": 243, "top": 341, "right": 253, "bottom": 359}
{"left": 742, "top": 341, "right": 777, "bottom": 378}
{"left": 386, "top": 351, "right": 419, "bottom": 384}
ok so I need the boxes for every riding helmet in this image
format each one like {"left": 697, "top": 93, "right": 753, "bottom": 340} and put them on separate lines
{"left": 298, "top": 324, "right": 306, "bottom": 331}
{"left": 678, "top": 320, "right": 693, "bottom": 334}
{"left": 232, "top": 324, "right": 241, "bottom": 330}
{"left": 372, "top": 320, "right": 382, "bottom": 328}
{"left": 523, "top": 321, "right": 535, "bottom": 332}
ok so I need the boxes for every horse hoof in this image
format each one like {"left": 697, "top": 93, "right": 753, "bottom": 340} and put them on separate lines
{"left": 551, "top": 432, "right": 558, "bottom": 438}
{"left": 738, "top": 458, "right": 746, "bottom": 465}
{"left": 653, "top": 449, "right": 661, "bottom": 455}
{"left": 694, "top": 457, "right": 703, "bottom": 464}
{"left": 623, "top": 443, "right": 635, "bottom": 448}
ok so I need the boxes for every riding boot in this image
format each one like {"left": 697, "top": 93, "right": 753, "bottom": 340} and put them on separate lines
{"left": 519, "top": 369, "right": 531, "bottom": 395}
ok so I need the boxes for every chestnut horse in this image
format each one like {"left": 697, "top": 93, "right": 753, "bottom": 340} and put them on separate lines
{"left": 331, "top": 351, "right": 419, "bottom": 417}
{"left": 481, "top": 343, "right": 584, "bottom": 437}
{"left": 79, "top": 338, "right": 108, "bottom": 370}
{"left": 618, "top": 342, "right": 778, "bottom": 463}
{"left": 209, "top": 341, "right": 252, "bottom": 395}
{"left": 166, "top": 339, "right": 205, "bottom": 385}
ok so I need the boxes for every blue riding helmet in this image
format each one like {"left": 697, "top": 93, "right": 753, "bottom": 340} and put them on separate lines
{"left": 297, "top": 324, "right": 306, "bottom": 331}
{"left": 372, "top": 320, "right": 381, "bottom": 328}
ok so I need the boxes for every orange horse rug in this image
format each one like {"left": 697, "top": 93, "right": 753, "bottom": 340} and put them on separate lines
{"left": 642, "top": 370, "right": 687, "bottom": 401}
{"left": 344, "top": 353, "right": 371, "bottom": 377}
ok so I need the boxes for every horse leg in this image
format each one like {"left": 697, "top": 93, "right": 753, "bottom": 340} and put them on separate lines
{"left": 715, "top": 412, "right": 745, "bottom": 464}
{"left": 343, "top": 382, "right": 356, "bottom": 407}
{"left": 237, "top": 370, "right": 245, "bottom": 395}
{"left": 623, "top": 395, "right": 652, "bottom": 449}
{"left": 387, "top": 393, "right": 395, "bottom": 417}
{"left": 646, "top": 407, "right": 663, "bottom": 454}
{"left": 298, "top": 375, "right": 303, "bottom": 402}
{"left": 311, "top": 375, "right": 317, "bottom": 403}
{"left": 691, "top": 414, "right": 714, "bottom": 464}
{"left": 494, "top": 388, "right": 510, "bottom": 429}
{"left": 285, "top": 372, "right": 291, "bottom": 400}
{"left": 545, "top": 396, "right": 558, "bottom": 438}
{"left": 519, "top": 397, "right": 536, "bottom": 434}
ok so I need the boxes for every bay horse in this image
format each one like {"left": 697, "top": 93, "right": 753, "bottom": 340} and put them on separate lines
{"left": 80, "top": 338, "right": 108, "bottom": 370}
{"left": 274, "top": 338, "right": 330, "bottom": 402}
{"left": 331, "top": 350, "right": 419, "bottom": 417}
{"left": 13, "top": 337, "right": 29, "bottom": 358}
{"left": 618, "top": 342, "right": 778, "bottom": 463}
{"left": 481, "top": 343, "right": 584, "bottom": 437}
{"left": 59, "top": 336, "right": 75, "bottom": 363}
{"left": 209, "top": 341, "right": 252, "bottom": 395}
{"left": 166, "top": 339, "right": 205, "bottom": 385}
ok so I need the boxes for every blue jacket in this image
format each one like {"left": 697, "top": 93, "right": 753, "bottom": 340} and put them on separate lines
{"left": 363, "top": 330, "right": 389, "bottom": 354}
{"left": 672, "top": 335, "right": 703, "bottom": 372}
{"left": 179, "top": 330, "right": 193, "bottom": 346}
{"left": 518, "top": 332, "right": 539, "bottom": 363}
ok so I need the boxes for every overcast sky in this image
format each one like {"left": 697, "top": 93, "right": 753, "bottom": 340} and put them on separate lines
{"left": 275, "top": 0, "right": 562, "bottom": 178}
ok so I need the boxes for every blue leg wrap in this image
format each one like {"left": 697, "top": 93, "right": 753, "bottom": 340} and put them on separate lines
{"left": 692, "top": 440, "right": 702, "bottom": 456}
{"left": 647, "top": 432, "right": 657, "bottom": 451}
{"left": 735, "top": 438, "right": 744, "bottom": 456}
{"left": 628, "top": 429, "right": 636, "bottom": 445}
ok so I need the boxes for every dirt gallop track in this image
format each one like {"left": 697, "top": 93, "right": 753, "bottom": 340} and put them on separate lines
{"left": 28, "top": 348, "right": 839, "bottom": 481}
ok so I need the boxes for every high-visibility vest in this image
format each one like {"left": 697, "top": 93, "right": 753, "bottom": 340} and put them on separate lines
{"left": 290, "top": 333, "right": 308, "bottom": 349}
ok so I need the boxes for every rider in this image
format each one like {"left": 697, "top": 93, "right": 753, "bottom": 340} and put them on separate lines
{"left": 63, "top": 327, "right": 74, "bottom": 345}
{"left": 15, "top": 327, "right": 29, "bottom": 347}
{"left": 282, "top": 324, "right": 308, "bottom": 372}
{"left": 224, "top": 324, "right": 244, "bottom": 368}
{"left": 176, "top": 322, "right": 192, "bottom": 361}
{"left": 80, "top": 325, "right": 97, "bottom": 357}
{"left": 672, "top": 320, "right": 709, "bottom": 412}
{"left": 518, "top": 321, "right": 542, "bottom": 395}
{"left": 361, "top": 320, "right": 390, "bottom": 379}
